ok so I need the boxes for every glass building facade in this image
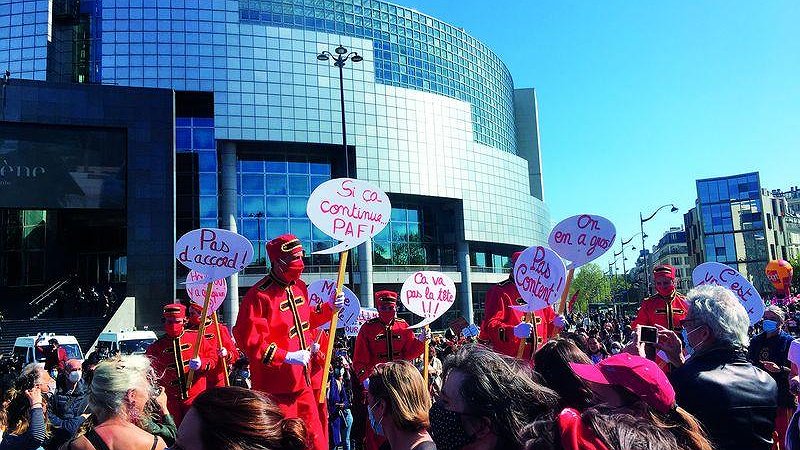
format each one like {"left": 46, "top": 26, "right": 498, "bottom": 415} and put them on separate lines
{"left": 686, "top": 172, "right": 793, "bottom": 293}
{"left": 1, "top": 0, "right": 551, "bottom": 321}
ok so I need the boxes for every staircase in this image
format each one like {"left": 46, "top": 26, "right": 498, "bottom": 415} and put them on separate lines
{"left": 0, "top": 317, "right": 109, "bottom": 357}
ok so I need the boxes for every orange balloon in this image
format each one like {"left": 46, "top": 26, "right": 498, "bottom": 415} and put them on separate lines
{"left": 766, "top": 260, "right": 793, "bottom": 295}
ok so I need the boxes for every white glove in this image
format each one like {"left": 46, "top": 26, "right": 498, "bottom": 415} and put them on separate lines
{"left": 188, "top": 357, "right": 202, "bottom": 371}
{"left": 514, "top": 322, "right": 533, "bottom": 339}
{"left": 285, "top": 350, "right": 311, "bottom": 366}
{"left": 363, "top": 378, "right": 370, "bottom": 389}
{"left": 330, "top": 292, "right": 345, "bottom": 309}
{"left": 219, "top": 347, "right": 228, "bottom": 358}
{"left": 461, "top": 324, "right": 479, "bottom": 338}
{"left": 553, "top": 315, "right": 566, "bottom": 329}
{"left": 310, "top": 343, "right": 321, "bottom": 354}
{"left": 415, "top": 328, "right": 431, "bottom": 342}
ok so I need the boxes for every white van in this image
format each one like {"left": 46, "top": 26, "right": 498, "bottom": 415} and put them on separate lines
{"left": 96, "top": 330, "right": 157, "bottom": 356}
{"left": 12, "top": 334, "right": 84, "bottom": 365}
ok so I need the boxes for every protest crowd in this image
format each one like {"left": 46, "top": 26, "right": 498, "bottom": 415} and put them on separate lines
{"left": 2, "top": 229, "right": 800, "bottom": 450}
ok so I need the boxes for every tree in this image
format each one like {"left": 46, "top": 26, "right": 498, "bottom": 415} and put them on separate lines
{"left": 790, "top": 255, "right": 800, "bottom": 295}
{"left": 568, "top": 263, "right": 611, "bottom": 313}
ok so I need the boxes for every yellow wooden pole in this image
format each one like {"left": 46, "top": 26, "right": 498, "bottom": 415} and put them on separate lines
{"left": 212, "top": 311, "right": 230, "bottom": 386}
{"left": 558, "top": 268, "right": 576, "bottom": 316}
{"left": 423, "top": 325, "right": 431, "bottom": 383}
{"left": 318, "top": 250, "right": 348, "bottom": 403}
{"left": 186, "top": 281, "right": 213, "bottom": 391}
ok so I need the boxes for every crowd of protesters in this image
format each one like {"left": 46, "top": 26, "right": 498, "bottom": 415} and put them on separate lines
{"left": 3, "top": 245, "right": 800, "bottom": 450}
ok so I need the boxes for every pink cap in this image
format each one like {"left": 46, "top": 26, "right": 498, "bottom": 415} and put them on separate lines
{"left": 569, "top": 353, "right": 676, "bottom": 414}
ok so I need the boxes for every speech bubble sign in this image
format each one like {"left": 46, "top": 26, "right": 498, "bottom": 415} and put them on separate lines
{"left": 347, "top": 307, "right": 378, "bottom": 337}
{"left": 548, "top": 214, "right": 616, "bottom": 268}
{"left": 306, "top": 178, "right": 391, "bottom": 254}
{"left": 307, "top": 279, "right": 361, "bottom": 330}
{"left": 511, "top": 245, "right": 568, "bottom": 313}
{"left": 692, "top": 262, "right": 765, "bottom": 325}
{"left": 400, "top": 271, "right": 457, "bottom": 329}
{"left": 186, "top": 270, "right": 228, "bottom": 314}
{"left": 175, "top": 228, "right": 254, "bottom": 282}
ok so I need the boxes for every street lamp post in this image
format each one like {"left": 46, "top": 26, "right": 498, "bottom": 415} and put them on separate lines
{"left": 248, "top": 211, "right": 264, "bottom": 264}
{"left": 317, "top": 45, "right": 363, "bottom": 177}
{"left": 639, "top": 204, "right": 679, "bottom": 295}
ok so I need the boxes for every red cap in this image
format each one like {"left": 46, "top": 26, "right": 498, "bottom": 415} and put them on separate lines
{"left": 162, "top": 303, "right": 186, "bottom": 319}
{"left": 653, "top": 264, "right": 676, "bottom": 280}
{"left": 511, "top": 251, "right": 523, "bottom": 264}
{"left": 266, "top": 234, "right": 303, "bottom": 263}
{"left": 188, "top": 303, "right": 202, "bottom": 314}
{"left": 374, "top": 290, "right": 398, "bottom": 304}
{"left": 569, "top": 353, "right": 676, "bottom": 413}
{"left": 558, "top": 408, "right": 610, "bottom": 450}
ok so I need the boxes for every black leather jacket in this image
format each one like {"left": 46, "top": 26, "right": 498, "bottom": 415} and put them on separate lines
{"left": 670, "top": 343, "right": 778, "bottom": 450}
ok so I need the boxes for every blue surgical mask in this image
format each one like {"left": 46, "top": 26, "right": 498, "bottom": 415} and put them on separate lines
{"left": 762, "top": 320, "right": 779, "bottom": 333}
{"left": 368, "top": 401, "right": 384, "bottom": 436}
{"left": 241, "top": 370, "right": 250, "bottom": 379}
{"left": 682, "top": 325, "right": 704, "bottom": 356}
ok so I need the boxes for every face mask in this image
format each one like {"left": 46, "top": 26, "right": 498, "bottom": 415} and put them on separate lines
{"left": 429, "top": 400, "right": 475, "bottom": 450}
{"left": 762, "top": 319, "right": 779, "bottom": 333}
{"left": 164, "top": 322, "right": 183, "bottom": 338}
{"left": 241, "top": 370, "right": 250, "bottom": 379}
{"left": 335, "top": 368, "right": 344, "bottom": 378}
{"left": 275, "top": 258, "right": 305, "bottom": 282}
{"left": 682, "top": 325, "right": 705, "bottom": 356}
{"left": 655, "top": 282, "right": 674, "bottom": 297}
{"left": 68, "top": 371, "right": 82, "bottom": 384}
{"left": 368, "top": 401, "right": 384, "bottom": 436}
{"left": 378, "top": 306, "right": 396, "bottom": 323}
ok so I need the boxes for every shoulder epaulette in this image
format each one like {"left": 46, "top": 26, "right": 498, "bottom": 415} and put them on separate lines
{"left": 258, "top": 276, "right": 274, "bottom": 291}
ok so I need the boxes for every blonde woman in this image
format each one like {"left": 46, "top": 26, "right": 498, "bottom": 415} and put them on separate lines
{"left": 367, "top": 361, "right": 436, "bottom": 450}
{"left": 65, "top": 355, "right": 166, "bottom": 450}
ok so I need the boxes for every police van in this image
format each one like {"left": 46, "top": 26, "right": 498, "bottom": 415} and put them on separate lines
{"left": 12, "top": 334, "right": 84, "bottom": 365}
{"left": 96, "top": 330, "right": 157, "bottom": 356}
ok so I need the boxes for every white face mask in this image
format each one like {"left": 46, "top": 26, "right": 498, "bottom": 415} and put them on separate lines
{"left": 68, "top": 371, "right": 82, "bottom": 384}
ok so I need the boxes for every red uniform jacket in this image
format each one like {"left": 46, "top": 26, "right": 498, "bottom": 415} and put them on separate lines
{"left": 145, "top": 329, "right": 217, "bottom": 423}
{"left": 478, "top": 278, "right": 556, "bottom": 359}
{"left": 631, "top": 292, "right": 688, "bottom": 332}
{"left": 353, "top": 317, "right": 424, "bottom": 383}
{"left": 309, "top": 328, "right": 330, "bottom": 393}
{"left": 234, "top": 274, "right": 333, "bottom": 395}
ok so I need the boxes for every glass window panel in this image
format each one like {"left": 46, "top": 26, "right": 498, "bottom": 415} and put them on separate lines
{"left": 240, "top": 160, "right": 263, "bottom": 172}
{"left": 193, "top": 128, "right": 214, "bottom": 149}
{"left": 312, "top": 225, "right": 328, "bottom": 240}
{"left": 198, "top": 173, "right": 217, "bottom": 195}
{"left": 289, "top": 197, "right": 307, "bottom": 218}
{"left": 266, "top": 161, "right": 287, "bottom": 173}
{"left": 241, "top": 174, "right": 264, "bottom": 194}
{"left": 391, "top": 208, "right": 407, "bottom": 221}
{"left": 267, "top": 219, "right": 289, "bottom": 238}
{"left": 311, "top": 175, "right": 328, "bottom": 191}
{"left": 288, "top": 175, "right": 310, "bottom": 195}
{"left": 291, "top": 219, "right": 312, "bottom": 240}
{"left": 309, "top": 162, "right": 330, "bottom": 175}
{"left": 288, "top": 162, "right": 307, "bottom": 174}
{"left": 199, "top": 196, "right": 217, "bottom": 218}
{"left": 176, "top": 128, "right": 191, "bottom": 149}
{"left": 241, "top": 196, "right": 265, "bottom": 215}
{"left": 407, "top": 209, "right": 419, "bottom": 222}
{"left": 374, "top": 225, "right": 391, "bottom": 242}
{"left": 241, "top": 219, "right": 258, "bottom": 240}
{"left": 266, "top": 174, "right": 287, "bottom": 195}
{"left": 266, "top": 197, "right": 288, "bottom": 217}
{"left": 392, "top": 222, "right": 408, "bottom": 241}
{"left": 198, "top": 151, "right": 216, "bottom": 172}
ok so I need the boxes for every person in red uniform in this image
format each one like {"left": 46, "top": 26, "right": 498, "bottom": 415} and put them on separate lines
{"left": 233, "top": 234, "right": 339, "bottom": 450}
{"left": 353, "top": 290, "right": 430, "bottom": 450}
{"left": 478, "top": 251, "right": 565, "bottom": 360}
{"left": 187, "top": 302, "right": 238, "bottom": 387}
{"left": 145, "top": 303, "right": 217, "bottom": 424}
{"left": 631, "top": 264, "right": 688, "bottom": 366}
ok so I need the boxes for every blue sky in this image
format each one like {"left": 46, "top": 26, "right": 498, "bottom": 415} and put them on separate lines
{"left": 400, "top": 0, "right": 800, "bottom": 271}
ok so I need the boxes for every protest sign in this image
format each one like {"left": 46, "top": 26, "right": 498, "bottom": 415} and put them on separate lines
{"left": 306, "top": 178, "right": 391, "bottom": 254}
{"left": 448, "top": 317, "right": 470, "bottom": 336}
{"left": 400, "top": 271, "right": 457, "bottom": 329}
{"left": 175, "top": 228, "right": 252, "bottom": 389}
{"left": 548, "top": 214, "right": 616, "bottom": 269}
{"left": 307, "top": 279, "right": 361, "bottom": 330}
{"left": 347, "top": 307, "right": 378, "bottom": 337}
{"left": 692, "top": 262, "right": 765, "bottom": 325}
{"left": 186, "top": 270, "right": 227, "bottom": 314}
{"left": 511, "top": 245, "right": 568, "bottom": 313}
{"left": 175, "top": 228, "right": 254, "bottom": 282}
